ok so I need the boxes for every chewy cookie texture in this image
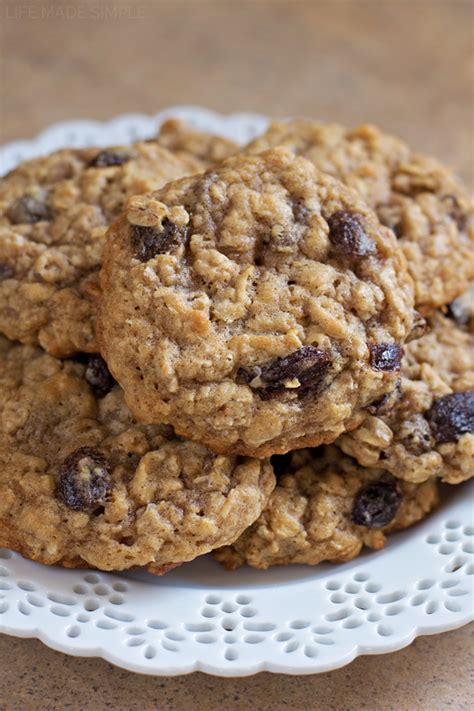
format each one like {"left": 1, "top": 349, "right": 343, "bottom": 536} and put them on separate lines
{"left": 99, "top": 147, "right": 415, "bottom": 457}
{"left": 0, "top": 116, "right": 472, "bottom": 575}
{"left": 156, "top": 118, "right": 239, "bottom": 166}
{"left": 337, "top": 308, "right": 474, "bottom": 484}
{"left": 215, "top": 447, "right": 439, "bottom": 570}
{"left": 244, "top": 120, "right": 474, "bottom": 312}
{"left": 0, "top": 141, "right": 201, "bottom": 357}
{"left": 0, "top": 337, "right": 275, "bottom": 571}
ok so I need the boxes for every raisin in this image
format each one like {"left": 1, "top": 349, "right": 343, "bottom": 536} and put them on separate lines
{"left": 369, "top": 343, "right": 404, "bottom": 372}
{"left": 327, "top": 210, "right": 376, "bottom": 258}
{"left": 84, "top": 354, "right": 115, "bottom": 398}
{"left": 426, "top": 391, "right": 474, "bottom": 444}
{"left": 131, "top": 218, "right": 184, "bottom": 261}
{"left": 270, "top": 453, "right": 293, "bottom": 477}
{"left": 8, "top": 196, "right": 52, "bottom": 224}
{"left": 237, "top": 346, "right": 330, "bottom": 399}
{"left": 399, "top": 414, "right": 434, "bottom": 454}
{"left": 89, "top": 150, "right": 131, "bottom": 168}
{"left": 58, "top": 447, "right": 111, "bottom": 511}
{"left": 367, "top": 379, "right": 402, "bottom": 415}
{"left": 391, "top": 222, "right": 403, "bottom": 239}
{"left": 447, "top": 287, "right": 474, "bottom": 329}
{"left": 0, "top": 263, "right": 14, "bottom": 280}
{"left": 441, "top": 194, "right": 468, "bottom": 231}
{"left": 352, "top": 478, "right": 401, "bottom": 529}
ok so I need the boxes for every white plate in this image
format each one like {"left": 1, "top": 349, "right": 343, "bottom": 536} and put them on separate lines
{"left": 0, "top": 107, "right": 473, "bottom": 676}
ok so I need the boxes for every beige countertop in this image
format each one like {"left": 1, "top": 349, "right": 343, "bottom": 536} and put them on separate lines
{"left": 0, "top": 1, "right": 472, "bottom": 708}
{"left": 0, "top": 626, "right": 473, "bottom": 711}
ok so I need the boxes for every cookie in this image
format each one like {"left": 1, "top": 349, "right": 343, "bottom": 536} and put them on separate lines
{"left": 245, "top": 120, "right": 474, "bottom": 312}
{"left": 157, "top": 118, "right": 238, "bottom": 166}
{"left": 337, "top": 309, "right": 474, "bottom": 484}
{"left": 446, "top": 283, "right": 474, "bottom": 333}
{"left": 0, "top": 142, "right": 200, "bottom": 356}
{"left": 98, "top": 147, "right": 415, "bottom": 457}
{"left": 0, "top": 337, "right": 275, "bottom": 572}
{"left": 214, "top": 447, "right": 439, "bottom": 570}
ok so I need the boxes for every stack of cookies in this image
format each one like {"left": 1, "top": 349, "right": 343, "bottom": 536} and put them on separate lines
{"left": 0, "top": 118, "right": 472, "bottom": 574}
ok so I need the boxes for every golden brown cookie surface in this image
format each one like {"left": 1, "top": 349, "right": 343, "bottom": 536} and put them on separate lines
{"left": 0, "top": 142, "right": 200, "bottom": 356}
{"left": 215, "top": 447, "right": 439, "bottom": 570}
{"left": 99, "top": 148, "right": 415, "bottom": 456}
{"left": 0, "top": 337, "right": 274, "bottom": 571}
{"left": 157, "top": 118, "right": 238, "bottom": 166}
{"left": 245, "top": 120, "right": 474, "bottom": 312}
{"left": 338, "top": 310, "right": 474, "bottom": 484}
